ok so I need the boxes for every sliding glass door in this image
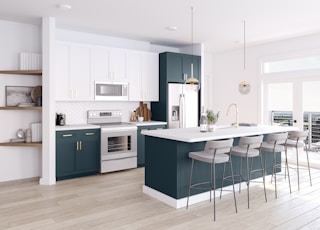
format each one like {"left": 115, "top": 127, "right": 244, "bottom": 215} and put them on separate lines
{"left": 263, "top": 78, "right": 320, "bottom": 148}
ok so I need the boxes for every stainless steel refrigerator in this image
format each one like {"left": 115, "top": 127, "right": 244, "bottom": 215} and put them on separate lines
{"left": 168, "top": 83, "right": 199, "bottom": 129}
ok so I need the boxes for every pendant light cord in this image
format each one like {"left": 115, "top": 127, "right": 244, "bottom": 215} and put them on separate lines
{"left": 243, "top": 20, "right": 246, "bottom": 72}
{"left": 191, "top": 6, "right": 194, "bottom": 57}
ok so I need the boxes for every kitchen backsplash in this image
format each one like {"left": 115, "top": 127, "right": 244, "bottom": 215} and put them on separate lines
{"left": 56, "top": 101, "right": 150, "bottom": 125}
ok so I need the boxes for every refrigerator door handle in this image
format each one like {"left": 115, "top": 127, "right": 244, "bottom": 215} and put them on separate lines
{"left": 179, "top": 93, "right": 185, "bottom": 128}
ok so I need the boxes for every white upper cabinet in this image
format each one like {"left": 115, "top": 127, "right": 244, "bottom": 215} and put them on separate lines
{"left": 127, "top": 51, "right": 159, "bottom": 102}
{"left": 92, "top": 46, "right": 127, "bottom": 82}
{"left": 108, "top": 48, "right": 127, "bottom": 81}
{"left": 55, "top": 42, "right": 93, "bottom": 101}
{"left": 55, "top": 41, "right": 158, "bottom": 102}
{"left": 55, "top": 43, "right": 70, "bottom": 101}
{"left": 127, "top": 51, "right": 142, "bottom": 101}
{"left": 142, "top": 52, "right": 159, "bottom": 101}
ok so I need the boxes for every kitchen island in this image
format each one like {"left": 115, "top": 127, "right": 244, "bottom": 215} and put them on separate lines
{"left": 142, "top": 125, "right": 297, "bottom": 208}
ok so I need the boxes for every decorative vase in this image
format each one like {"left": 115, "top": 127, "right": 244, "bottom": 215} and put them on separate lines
{"left": 208, "top": 124, "right": 216, "bottom": 132}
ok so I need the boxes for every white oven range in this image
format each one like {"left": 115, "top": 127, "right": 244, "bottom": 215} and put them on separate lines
{"left": 87, "top": 110, "right": 137, "bottom": 173}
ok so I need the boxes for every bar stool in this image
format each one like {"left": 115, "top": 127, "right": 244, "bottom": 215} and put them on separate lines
{"left": 260, "top": 132, "right": 290, "bottom": 198}
{"left": 284, "top": 130, "right": 312, "bottom": 190}
{"left": 186, "top": 138, "right": 237, "bottom": 221}
{"left": 224, "top": 135, "right": 266, "bottom": 209}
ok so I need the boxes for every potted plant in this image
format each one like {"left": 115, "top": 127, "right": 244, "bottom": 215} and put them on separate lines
{"left": 207, "top": 110, "right": 219, "bottom": 132}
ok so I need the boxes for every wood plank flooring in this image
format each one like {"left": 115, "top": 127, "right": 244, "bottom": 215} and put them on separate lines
{"left": 0, "top": 166, "right": 320, "bottom": 229}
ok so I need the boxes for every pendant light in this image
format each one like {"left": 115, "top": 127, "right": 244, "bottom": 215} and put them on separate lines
{"left": 185, "top": 6, "right": 200, "bottom": 87}
{"left": 239, "top": 20, "right": 251, "bottom": 95}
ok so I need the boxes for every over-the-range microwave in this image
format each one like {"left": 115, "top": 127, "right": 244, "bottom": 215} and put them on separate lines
{"left": 95, "top": 81, "right": 129, "bottom": 101}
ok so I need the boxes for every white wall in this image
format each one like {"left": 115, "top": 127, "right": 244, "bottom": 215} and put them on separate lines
{"left": 206, "top": 33, "right": 320, "bottom": 126}
{"left": 0, "top": 20, "right": 42, "bottom": 182}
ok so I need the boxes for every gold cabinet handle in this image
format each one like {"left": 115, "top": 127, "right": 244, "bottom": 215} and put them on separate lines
{"left": 85, "top": 132, "right": 95, "bottom": 136}
{"left": 79, "top": 141, "right": 82, "bottom": 150}
{"left": 76, "top": 141, "right": 79, "bottom": 151}
{"left": 62, "top": 134, "right": 73, "bottom": 137}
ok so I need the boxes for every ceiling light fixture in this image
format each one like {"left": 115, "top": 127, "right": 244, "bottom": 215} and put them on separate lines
{"left": 58, "top": 4, "right": 72, "bottom": 11}
{"left": 185, "top": 6, "right": 200, "bottom": 87}
{"left": 166, "top": 26, "right": 177, "bottom": 31}
{"left": 239, "top": 20, "right": 251, "bottom": 95}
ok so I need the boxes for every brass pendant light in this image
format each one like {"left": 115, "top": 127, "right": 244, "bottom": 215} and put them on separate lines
{"left": 185, "top": 6, "right": 200, "bottom": 87}
{"left": 239, "top": 20, "right": 251, "bottom": 95}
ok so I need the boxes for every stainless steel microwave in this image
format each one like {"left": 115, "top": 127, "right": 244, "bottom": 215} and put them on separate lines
{"left": 95, "top": 81, "right": 129, "bottom": 101}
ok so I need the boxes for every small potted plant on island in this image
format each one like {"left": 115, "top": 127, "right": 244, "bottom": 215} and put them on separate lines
{"left": 207, "top": 110, "right": 219, "bottom": 132}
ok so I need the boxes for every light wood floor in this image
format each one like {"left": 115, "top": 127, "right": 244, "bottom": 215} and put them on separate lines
{"left": 1, "top": 166, "right": 320, "bottom": 230}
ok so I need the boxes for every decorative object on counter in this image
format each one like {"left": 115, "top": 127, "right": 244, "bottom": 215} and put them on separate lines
{"left": 239, "top": 20, "right": 251, "bottom": 95}
{"left": 25, "top": 129, "right": 32, "bottom": 143}
{"left": 56, "top": 113, "right": 66, "bottom": 126}
{"left": 130, "top": 111, "right": 137, "bottom": 122}
{"left": 207, "top": 110, "right": 220, "bottom": 132}
{"left": 5, "top": 86, "right": 33, "bottom": 106}
{"left": 135, "top": 101, "right": 152, "bottom": 121}
{"left": 138, "top": 117, "right": 144, "bottom": 122}
{"left": 199, "top": 107, "right": 207, "bottom": 132}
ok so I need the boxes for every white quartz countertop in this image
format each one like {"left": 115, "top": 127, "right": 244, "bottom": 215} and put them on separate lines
{"left": 129, "top": 121, "right": 167, "bottom": 126}
{"left": 56, "top": 124, "right": 100, "bottom": 131}
{"left": 142, "top": 125, "right": 298, "bottom": 143}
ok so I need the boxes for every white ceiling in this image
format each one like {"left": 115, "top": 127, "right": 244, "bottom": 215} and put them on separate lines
{"left": 1, "top": 0, "right": 320, "bottom": 52}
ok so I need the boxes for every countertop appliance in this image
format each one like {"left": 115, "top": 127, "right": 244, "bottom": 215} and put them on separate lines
{"left": 87, "top": 110, "right": 137, "bottom": 173}
{"left": 56, "top": 113, "right": 66, "bottom": 126}
{"left": 95, "top": 81, "right": 129, "bottom": 101}
{"left": 168, "top": 83, "right": 199, "bottom": 129}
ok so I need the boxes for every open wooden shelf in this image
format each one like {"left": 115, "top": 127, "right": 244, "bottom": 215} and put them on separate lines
{"left": 0, "top": 106, "right": 42, "bottom": 110}
{"left": 0, "top": 70, "right": 42, "bottom": 75}
{"left": 0, "top": 142, "right": 42, "bottom": 147}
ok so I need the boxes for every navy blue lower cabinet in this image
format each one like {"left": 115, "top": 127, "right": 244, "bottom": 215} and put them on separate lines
{"left": 56, "top": 129, "right": 100, "bottom": 180}
{"left": 137, "top": 125, "right": 166, "bottom": 167}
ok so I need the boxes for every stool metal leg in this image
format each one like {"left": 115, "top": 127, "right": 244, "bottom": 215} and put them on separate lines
{"left": 213, "top": 162, "right": 216, "bottom": 221}
{"left": 306, "top": 149, "right": 312, "bottom": 186}
{"left": 229, "top": 156, "right": 238, "bottom": 214}
{"left": 186, "top": 159, "right": 195, "bottom": 209}
{"left": 285, "top": 147, "right": 292, "bottom": 193}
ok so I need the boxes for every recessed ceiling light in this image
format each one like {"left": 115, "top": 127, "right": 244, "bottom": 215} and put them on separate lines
{"left": 58, "top": 4, "right": 72, "bottom": 11}
{"left": 166, "top": 26, "right": 178, "bottom": 31}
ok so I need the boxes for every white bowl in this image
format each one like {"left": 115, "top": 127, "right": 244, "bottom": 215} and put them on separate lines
{"left": 138, "top": 117, "right": 144, "bottom": 122}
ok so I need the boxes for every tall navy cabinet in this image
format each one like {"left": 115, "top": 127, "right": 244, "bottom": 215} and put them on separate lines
{"left": 151, "top": 52, "right": 201, "bottom": 122}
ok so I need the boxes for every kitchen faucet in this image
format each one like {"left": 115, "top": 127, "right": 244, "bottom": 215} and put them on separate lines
{"left": 226, "top": 103, "right": 238, "bottom": 128}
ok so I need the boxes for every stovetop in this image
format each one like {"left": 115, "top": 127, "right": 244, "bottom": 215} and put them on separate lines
{"left": 87, "top": 110, "right": 137, "bottom": 130}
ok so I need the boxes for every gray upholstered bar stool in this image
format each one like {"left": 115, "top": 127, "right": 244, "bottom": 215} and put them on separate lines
{"left": 186, "top": 138, "right": 237, "bottom": 221}
{"left": 260, "top": 132, "right": 290, "bottom": 198}
{"left": 283, "top": 130, "right": 312, "bottom": 190}
{"left": 225, "top": 135, "right": 266, "bottom": 209}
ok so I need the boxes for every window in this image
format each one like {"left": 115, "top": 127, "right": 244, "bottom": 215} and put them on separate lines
{"left": 263, "top": 56, "right": 320, "bottom": 74}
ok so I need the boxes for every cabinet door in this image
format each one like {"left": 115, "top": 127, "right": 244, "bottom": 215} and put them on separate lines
{"left": 77, "top": 129, "right": 100, "bottom": 174}
{"left": 166, "top": 53, "right": 184, "bottom": 83}
{"left": 127, "top": 51, "right": 142, "bottom": 101}
{"left": 56, "top": 131, "right": 77, "bottom": 179}
{"left": 69, "top": 44, "right": 93, "bottom": 100}
{"left": 55, "top": 43, "right": 71, "bottom": 100}
{"left": 183, "top": 54, "right": 201, "bottom": 81}
{"left": 92, "top": 46, "right": 109, "bottom": 82}
{"left": 109, "top": 48, "right": 127, "bottom": 81}
{"left": 142, "top": 52, "right": 159, "bottom": 101}
{"left": 137, "top": 124, "right": 166, "bottom": 167}
{"left": 137, "top": 127, "right": 147, "bottom": 167}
